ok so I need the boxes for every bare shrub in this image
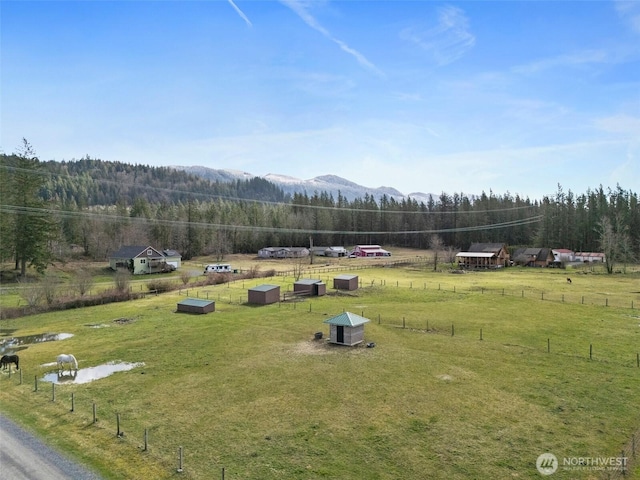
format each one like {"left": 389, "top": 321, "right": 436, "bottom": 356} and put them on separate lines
{"left": 180, "top": 270, "right": 192, "bottom": 285}
{"left": 75, "top": 269, "right": 94, "bottom": 297}
{"left": 146, "top": 279, "right": 174, "bottom": 293}
{"left": 114, "top": 269, "right": 131, "bottom": 293}
{"left": 18, "top": 279, "right": 42, "bottom": 307}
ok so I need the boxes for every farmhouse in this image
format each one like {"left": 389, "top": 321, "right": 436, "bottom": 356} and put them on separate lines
{"left": 294, "top": 279, "right": 326, "bottom": 297}
{"left": 456, "top": 243, "right": 510, "bottom": 269}
{"left": 176, "top": 298, "right": 215, "bottom": 314}
{"left": 333, "top": 274, "right": 359, "bottom": 291}
{"left": 109, "top": 246, "right": 181, "bottom": 275}
{"left": 352, "top": 245, "right": 391, "bottom": 257}
{"left": 512, "top": 248, "right": 554, "bottom": 267}
{"left": 323, "top": 312, "right": 370, "bottom": 346}
{"left": 248, "top": 284, "right": 280, "bottom": 305}
{"left": 258, "top": 247, "right": 310, "bottom": 259}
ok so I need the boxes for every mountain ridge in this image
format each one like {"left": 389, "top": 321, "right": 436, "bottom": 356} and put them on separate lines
{"left": 171, "top": 165, "right": 434, "bottom": 203}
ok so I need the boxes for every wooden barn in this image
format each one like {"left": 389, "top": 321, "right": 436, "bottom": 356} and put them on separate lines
{"left": 333, "top": 274, "right": 359, "bottom": 291}
{"left": 294, "top": 279, "right": 327, "bottom": 296}
{"left": 323, "top": 312, "right": 370, "bottom": 346}
{"left": 456, "top": 243, "right": 510, "bottom": 269}
{"left": 248, "top": 284, "right": 281, "bottom": 305}
{"left": 177, "top": 298, "right": 215, "bottom": 314}
{"left": 512, "top": 248, "right": 554, "bottom": 267}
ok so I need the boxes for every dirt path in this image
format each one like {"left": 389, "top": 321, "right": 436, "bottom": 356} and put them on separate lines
{"left": 0, "top": 414, "right": 102, "bottom": 480}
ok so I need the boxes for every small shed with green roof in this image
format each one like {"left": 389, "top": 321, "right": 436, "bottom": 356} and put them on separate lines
{"left": 323, "top": 311, "right": 370, "bottom": 346}
{"left": 248, "top": 284, "right": 280, "bottom": 305}
{"left": 177, "top": 298, "right": 215, "bottom": 314}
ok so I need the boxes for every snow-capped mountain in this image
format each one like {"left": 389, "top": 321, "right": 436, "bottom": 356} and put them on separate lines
{"left": 171, "top": 166, "right": 434, "bottom": 203}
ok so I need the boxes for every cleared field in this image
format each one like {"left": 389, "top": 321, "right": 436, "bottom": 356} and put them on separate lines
{"left": 1, "top": 265, "right": 639, "bottom": 479}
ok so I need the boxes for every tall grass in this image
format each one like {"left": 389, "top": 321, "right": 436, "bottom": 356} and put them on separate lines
{"left": 1, "top": 266, "right": 639, "bottom": 479}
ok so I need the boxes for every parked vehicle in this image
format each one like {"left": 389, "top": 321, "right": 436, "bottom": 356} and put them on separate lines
{"left": 204, "top": 264, "right": 232, "bottom": 274}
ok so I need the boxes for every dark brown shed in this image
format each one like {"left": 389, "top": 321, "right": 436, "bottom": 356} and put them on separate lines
{"left": 333, "top": 274, "right": 359, "bottom": 291}
{"left": 294, "top": 279, "right": 326, "bottom": 296}
{"left": 177, "top": 298, "right": 215, "bottom": 314}
{"left": 248, "top": 284, "right": 281, "bottom": 305}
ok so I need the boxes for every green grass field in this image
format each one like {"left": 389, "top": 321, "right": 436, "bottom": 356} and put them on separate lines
{"left": 1, "top": 265, "right": 639, "bottom": 479}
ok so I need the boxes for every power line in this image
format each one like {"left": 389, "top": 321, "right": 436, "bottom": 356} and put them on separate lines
{"left": 1, "top": 204, "right": 543, "bottom": 236}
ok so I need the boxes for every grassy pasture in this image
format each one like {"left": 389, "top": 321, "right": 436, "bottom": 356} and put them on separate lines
{"left": 1, "top": 266, "right": 639, "bottom": 479}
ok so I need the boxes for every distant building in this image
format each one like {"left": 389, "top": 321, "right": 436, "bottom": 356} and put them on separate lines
{"left": 352, "top": 245, "right": 391, "bottom": 257}
{"left": 109, "top": 245, "right": 180, "bottom": 274}
{"left": 456, "top": 243, "right": 510, "bottom": 269}
{"left": 574, "top": 252, "right": 606, "bottom": 263}
{"left": 512, "top": 248, "right": 554, "bottom": 267}
{"left": 258, "top": 247, "right": 310, "bottom": 259}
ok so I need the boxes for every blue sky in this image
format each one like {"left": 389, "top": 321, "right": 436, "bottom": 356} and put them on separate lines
{"left": 2, "top": 0, "right": 639, "bottom": 200}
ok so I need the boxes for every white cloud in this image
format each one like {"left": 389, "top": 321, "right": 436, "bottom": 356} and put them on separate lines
{"left": 228, "top": 0, "right": 253, "bottom": 27}
{"left": 400, "top": 5, "right": 475, "bottom": 66}
{"left": 511, "top": 49, "right": 608, "bottom": 75}
{"left": 280, "top": 0, "right": 383, "bottom": 75}
{"left": 615, "top": 0, "right": 640, "bottom": 33}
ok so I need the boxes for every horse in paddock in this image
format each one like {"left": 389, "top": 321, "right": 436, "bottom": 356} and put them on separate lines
{"left": 1, "top": 354, "right": 19, "bottom": 371}
{"left": 57, "top": 353, "right": 78, "bottom": 372}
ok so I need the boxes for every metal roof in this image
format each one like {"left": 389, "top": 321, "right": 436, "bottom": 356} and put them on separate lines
{"left": 456, "top": 252, "right": 495, "bottom": 258}
{"left": 334, "top": 274, "right": 358, "bottom": 280}
{"left": 295, "top": 279, "right": 323, "bottom": 285}
{"left": 249, "top": 284, "right": 280, "bottom": 292}
{"left": 177, "top": 298, "right": 214, "bottom": 307}
{"left": 323, "top": 312, "right": 370, "bottom": 327}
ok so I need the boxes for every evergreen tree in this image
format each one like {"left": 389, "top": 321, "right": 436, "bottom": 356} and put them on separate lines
{"left": 0, "top": 140, "right": 58, "bottom": 275}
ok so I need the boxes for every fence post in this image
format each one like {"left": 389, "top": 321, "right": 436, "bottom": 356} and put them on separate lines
{"left": 403, "top": 317, "right": 405, "bottom": 329}
{"left": 34, "top": 375, "right": 38, "bottom": 392}
{"left": 547, "top": 338, "right": 550, "bottom": 353}
{"left": 52, "top": 383, "right": 55, "bottom": 402}
{"left": 451, "top": 324, "right": 454, "bottom": 336}
{"left": 71, "top": 392, "right": 75, "bottom": 412}
{"left": 144, "top": 428, "right": 149, "bottom": 451}
{"left": 177, "top": 446, "right": 184, "bottom": 473}
{"left": 480, "top": 328, "right": 483, "bottom": 341}
{"left": 116, "top": 413, "right": 122, "bottom": 437}
{"left": 590, "top": 344, "right": 593, "bottom": 360}
{"left": 93, "top": 402, "right": 97, "bottom": 423}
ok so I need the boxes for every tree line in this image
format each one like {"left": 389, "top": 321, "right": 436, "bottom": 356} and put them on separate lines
{"left": 1, "top": 141, "right": 638, "bottom": 275}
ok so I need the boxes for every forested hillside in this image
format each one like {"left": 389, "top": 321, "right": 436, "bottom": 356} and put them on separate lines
{"left": 1, "top": 151, "right": 638, "bottom": 270}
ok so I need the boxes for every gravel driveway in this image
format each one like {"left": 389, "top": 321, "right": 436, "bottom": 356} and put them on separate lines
{"left": 0, "top": 414, "right": 103, "bottom": 480}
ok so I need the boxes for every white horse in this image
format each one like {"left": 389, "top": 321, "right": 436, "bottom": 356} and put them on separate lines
{"left": 57, "top": 353, "right": 78, "bottom": 372}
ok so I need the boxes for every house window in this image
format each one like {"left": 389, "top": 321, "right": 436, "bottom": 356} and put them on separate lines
{"left": 147, "top": 249, "right": 153, "bottom": 256}
{"left": 141, "top": 259, "right": 146, "bottom": 264}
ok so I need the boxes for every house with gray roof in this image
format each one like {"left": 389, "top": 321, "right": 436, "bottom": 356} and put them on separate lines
{"left": 109, "top": 245, "right": 181, "bottom": 275}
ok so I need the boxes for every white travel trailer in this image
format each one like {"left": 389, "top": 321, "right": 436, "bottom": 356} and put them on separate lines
{"left": 204, "top": 264, "right": 232, "bottom": 274}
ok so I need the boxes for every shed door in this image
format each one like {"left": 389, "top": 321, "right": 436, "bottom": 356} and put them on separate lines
{"left": 336, "top": 326, "right": 344, "bottom": 344}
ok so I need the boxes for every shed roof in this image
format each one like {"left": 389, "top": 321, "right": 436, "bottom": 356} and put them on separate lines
{"left": 334, "top": 274, "right": 358, "bottom": 280}
{"left": 249, "top": 284, "right": 280, "bottom": 292}
{"left": 177, "top": 298, "right": 214, "bottom": 307}
{"left": 323, "top": 312, "right": 370, "bottom": 327}
{"left": 456, "top": 252, "right": 495, "bottom": 258}
{"left": 295, "top": 279, "right": 323, "bottom": 285}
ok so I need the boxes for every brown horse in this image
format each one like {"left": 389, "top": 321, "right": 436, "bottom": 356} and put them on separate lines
{"left": 0, "top": 354, "right": 19, "bottom": 370}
